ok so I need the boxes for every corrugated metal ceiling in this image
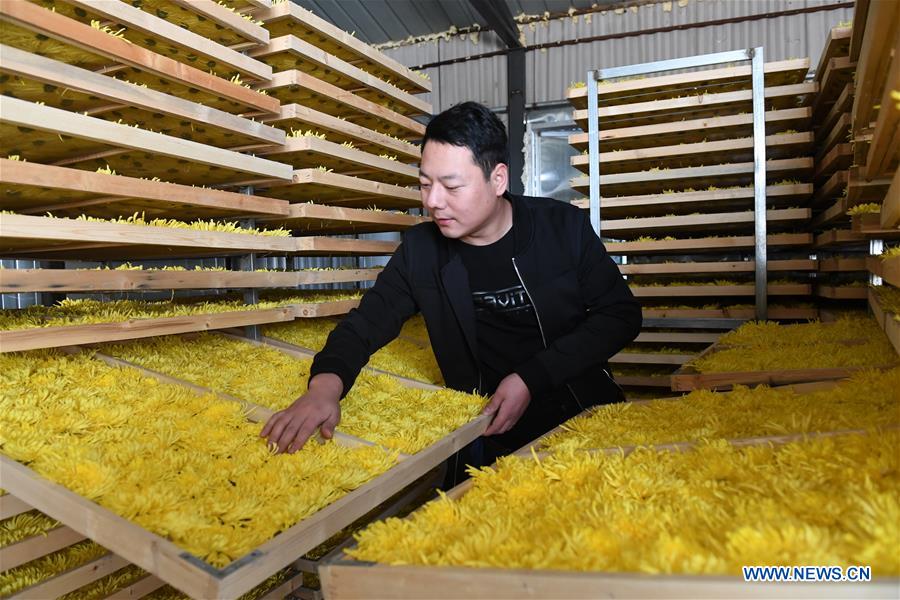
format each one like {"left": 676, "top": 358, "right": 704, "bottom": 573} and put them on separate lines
{"left": 290, "top": 0, "right": 627, "bottom": 45}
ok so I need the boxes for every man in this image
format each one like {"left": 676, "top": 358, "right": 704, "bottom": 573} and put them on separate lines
{"left": 261, "top": 102, "right": 641, "bottom": 476}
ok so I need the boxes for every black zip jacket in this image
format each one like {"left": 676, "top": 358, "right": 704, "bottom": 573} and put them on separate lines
{"left": 311, "top": 193, "right": 642, "bottom": 418}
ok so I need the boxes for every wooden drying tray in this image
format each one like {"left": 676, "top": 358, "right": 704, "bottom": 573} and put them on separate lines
{"left": 256, "top": 169, "right": 420, "bottom": 210}
{"left": 0, "top": 214, "right": 398, "bottom": 260}
{"left": 621, "top": 259, "right": 815, "bottom": 276}
{"left": 815, "top": 113, "right": 851, "bottom": 163}
{"left": 566, "top": 58, "right": 810, "bottom": 109}
{"left": 571, "top": 183, "right": 811, "bottom": 218}
{"left": 851, "top": 0, "right": 898, "bottom": 178}
{"left": 0, "top": 159, "right": 289, "bottom": 220}
{"left": 851, "top": 213, "right": 900, "bottom": 239}
{"left": 816, "top": 285, "right": 869, "bottom": 300}
{"left": 569, "top": 107, "right": 811, "bottom": 152}
{"left": 862, "top": 30, "right": 900, "bottom": 180}
{"left": 321, "top": 430, "right": 898, "bottom": 599}
{"left": 671, "top": 338, "right": 892, "bottom": 392}
{"left": 605, "top": 233, "right": 812, "bottom": 256}
{"left": 611, "top": 373, "right": 674, "bottom": 388}
{"left": 0, "top": 97, "right": 292, "bottom": 187}
{"left": 0, "top": 267, "right": 382, "bottom": 294}
{"left": 256, "top": 70, "right": 425, "bottom": 141}
{"left": 634, "top": 331, "right": 721, "bottom": 344}
{"left": 258, "top": 203, "right": 427, "bottom": 235}
{"left": 813, "top": 25, "right": 852, "bottom": 86}
{"left": 571, "top": 131, "right": 812, "bottom": 175}
{"left": 123, "top": 0, "right": 269, "bottom": 48}
{"left": 33, "top": 0, "right": 270, "bottom": 82}
{"left": 814, "top": 228, "right": 870, "bottom": 249}
{"left": 0, "top": 0, "right": 278, "bottom": 115}
{"left": 609, "top": 351, "right": 694, "bottom": 366}
{"left": 818, "top": 257, "right": 867, "bottom": 273}
{"left": 601, "top": 208, "right": 809, "bottom": 238}
{"left": 630, "top": 283, "right": 812, "bottom": 298}
{"left": 870, "top": 285, "right": 900, "bottom": 357}
{"left": 881, "top": 168, "right": 900, "bottom": 229}
{"left": 249, "top": 35, "right": 430, "bottom": 118}
{"left": 849, "top": 166, "right": 893, "bottom": 205}
{"left": 0, "top": 44, "right": 284, "bottom": 150}
{"left": 257, "top": 0, "right": 429, "bottom": 95}
{"left": 816, "top": 82, "right": 853, "bottom": 144}
{"left": 811, "top": 194, "right": 857, "bottom": 230}
{"left": 571, "top": 158, "right": 813, "bottom": 197}
{"left": 814, "top": 143, "right": 852, "bottom": 185}
{"left": 571, "top": 82, "right": 815, "bottom": 131}
{"left": 266, "top": 104, "right": 421, "bottom": 163}
{"left": 0, "top": 381, "right": 486, "bottom": 600}
{"left": 258, "top": 137, "right": 419, "bottom": 186}
{"left": 809, "top": 169, "right": 848, "bottom": 208}
{"left": 811, "top": 56, "right": 854, "bottom": 121}
{"left": 642, "top": 306, "right": 819, "bottom": 321}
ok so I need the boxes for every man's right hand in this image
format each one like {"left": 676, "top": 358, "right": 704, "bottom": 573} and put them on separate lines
{"left": 260, "top": 373, "right": 343, "bottom": 454}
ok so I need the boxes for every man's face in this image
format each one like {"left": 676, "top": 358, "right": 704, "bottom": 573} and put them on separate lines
{"left": 419, "top": 141, "right": 508, "bottom": 244}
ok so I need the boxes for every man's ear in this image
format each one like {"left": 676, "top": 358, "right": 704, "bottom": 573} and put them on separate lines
{"left": 491, "top": 162, "right": 509, "bottom": 197}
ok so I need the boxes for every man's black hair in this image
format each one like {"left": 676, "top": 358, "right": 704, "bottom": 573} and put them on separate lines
{"left": 422, "top": 101, "right": 509, "bottom": 180}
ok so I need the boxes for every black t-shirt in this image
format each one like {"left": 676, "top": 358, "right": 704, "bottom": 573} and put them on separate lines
{"left": 454, "top": 227, "right": 544, "bottom": 395}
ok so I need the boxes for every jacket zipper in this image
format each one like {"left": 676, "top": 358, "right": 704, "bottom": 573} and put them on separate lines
{"left": 512, "top": 257, "right": 585, "bottom": 412}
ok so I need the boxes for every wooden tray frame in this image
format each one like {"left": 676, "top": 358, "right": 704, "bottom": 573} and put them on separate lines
{"left": 257, "top": 169, "right": 421, "bottom": 210}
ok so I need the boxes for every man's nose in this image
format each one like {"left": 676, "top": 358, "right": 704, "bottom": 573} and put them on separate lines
{"left": 422, "top": 186, "right": 445, "bottom": 210}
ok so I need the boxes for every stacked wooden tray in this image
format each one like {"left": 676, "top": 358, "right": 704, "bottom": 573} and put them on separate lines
{"left": 0, "top": 2, "right": 444, "bottom": 598}
{"left": 567, "top": 58, "right": 818, "bottom": 394}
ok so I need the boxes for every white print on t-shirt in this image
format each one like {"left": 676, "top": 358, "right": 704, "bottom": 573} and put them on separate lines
{"left": 472, "top": 285, "right": 533, "bottom": 314}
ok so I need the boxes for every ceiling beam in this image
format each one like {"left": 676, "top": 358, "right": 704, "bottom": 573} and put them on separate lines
{"left": 467, "top": 0, "right": 522, "bottom": 49}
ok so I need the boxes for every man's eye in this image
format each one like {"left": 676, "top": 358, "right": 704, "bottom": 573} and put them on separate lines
{"left": 446, "top": 186, "right": 459, "bottom": 191}
{"left": 420, "top": 183, "right": 431, "bottom": 189}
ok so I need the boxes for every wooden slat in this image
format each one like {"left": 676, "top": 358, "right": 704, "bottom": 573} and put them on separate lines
{"left": 571, "top": 184, "right": 811, "bottom": 218}
{"left": 810, "top": 169, "right": 849, "bottom": 208}
{"left": 810, "top": 195, "right": 851, "bottom": 230}
{"left": 51, "top": 0, "right": 271, "bottom": 81}
{"left": 612, "top": 374, "right": 673, "bottom": 388}
{"left": 850, "top": 0, "right": 899, "bottom": 142}
{"left": 0, "top": 268, "right": 381, "bottom": 293}
{"left": 162, "top": 0, "right": 270, "bottom": 46}
{"left": 12, "top": 554, "right": 130, "bottom": 600}
{"left": 812, "top": 56, "right": 854, "bottom": 121}
{"left": 816, "top": 286, "right": 869, "bottom": 300}
{"left": 607, "top": 233, "right": 811, "bottom": 255}
{"left": 602, "top": 208, "right": 809, "bottom": 238}
{"left": 642, "top": 306, "right": 818, "bottom": 320}
{"left": 634, "top": 332, "right": 721, "bottom": 344}
{"left": 569, "top": 107, "right": 811, "bottom": 151}
{"left": 0, "top": 0, "right": 278, "bottom": 114}
{"left": 610, "top": 352, "right": 694, "bottom": 366}
{"left": 571, "top": 132, "right": 812, "bottom": 175}
{"left": 814, "top": 26, "right": 852, "bottom": 85}
{"left": 259, "top": 137, "right": 418, "bottom": 185}
{"left": 818, "top": 257, "right": 867, "bottom": 272}
{"left": 257, "top": 169, "right": 421, "bottom": 210}
{"left": 848, "top": 166, "right": 893, "bottom": 205}
{"left": 265, "top": 104, "right": 420, "bottom": 162}
{"left": 0, "top": 159, "right": 289, "bottom": 219}
{"left": 0, "top": 307, "right": 295, "bottom": 353}
{"left": 105, "top": 575, "right": 166, "bottom": 600}
{"left": 0, "top": 44, "right": 284, "bottom": 148}
{"left": 815, "top": 113, "right": 851, "bottom": 162}
{"left": 816, "top": 83, "right": 854, "bottom": 144}
{"left": 0, "top": 493, "right": 32, "bottom": 519}
{"left": 0, "top": 97, "right": 292, "bottom": 186}
{"left": 571, "top": 158, "right": 813, "bottom": 196}
{"left": 814, "top": 143, "right": 852, "bottom": 184}
{"left": 260, "top": 203, "right": 426, "bottom": 234}
{"left": 863, "top": 30, "right": 900, "bottom": 180}
{"left": 621, "top": 260, "right": 815, "bottom": 276}
{"left": 249, "top": 35, "right": 429, "bottom": 117}
{"left": 672, "top": 361, "right": 886, "bottom": 392}
{"left": 255, "top": 70, "right": 425, "bottom": 140}
{"left": 0, "top": 214, "right": 397, "bottom": 260}
{"left": 256, "top": 0, "right": 429, "bottom": 95}
{"left": 573, "top": 82, "right": 816, "bottom": 130}
{"left": 631, "top": 284, "right": 811, "bottom": 298}
{"left": 881, "top": 168, "right": 900, "bottom": 229}
{"left": 566, "top": 58, "right": 810, "bottom": 109}
{"left": 0, "top": 526, "right": 87, "bottom": 571}
{"left": 814, "top": 229, "right": 869, "bottom": 249}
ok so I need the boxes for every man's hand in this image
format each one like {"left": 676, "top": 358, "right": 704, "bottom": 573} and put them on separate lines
{"left": 482, "top": 373, "right": 531, "bottom": 436}
{"left": 260, "top": 373, "right": 343, "bottom": 453}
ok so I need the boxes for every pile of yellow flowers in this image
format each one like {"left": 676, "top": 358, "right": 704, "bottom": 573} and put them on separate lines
{"left": 0, "top": 510, "right": 60, "bottom": 545}
{"left": 845, "top": 203, "right": 882, "bottom": 216}
{"left": 263, "top": 316, "right": 444, "bottom": 385}
{"left": 350, "top": 431, "right": 900, "bottom": 575}
{"left": 874, "top": 284, "right": 900, "bottom": 318}
{"left": 104, "top": 334, "right": 484, "bottom": 454}
{"left": 0, "top": 349, "right": 397, "bottom": 568}
{"left": 540, "top": 368, "right": 900, "bottom": 452}
{"left": 690, "top": 315, "right": 897, "bottom": 373}
{"left": 57, "top": 211, "right": 292, "bottom": 237}
{"left": 0, "top": 290, "right": 362, "bottom": 331}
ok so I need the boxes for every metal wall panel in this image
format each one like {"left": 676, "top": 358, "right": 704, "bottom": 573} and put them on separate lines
{"left": 381, "top": 0, "right": 853, "bottom": 112}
